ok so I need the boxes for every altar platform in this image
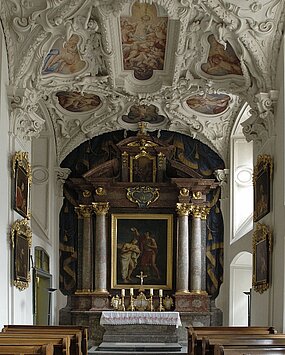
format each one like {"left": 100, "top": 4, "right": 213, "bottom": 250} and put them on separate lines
{"left": 89, "top": 342, "right": 187, "bottom": 354}
{"left": 88, "top": 311, "right": 187, "bottom": 354}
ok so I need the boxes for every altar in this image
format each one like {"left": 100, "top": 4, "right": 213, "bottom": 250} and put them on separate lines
{"left": 100, "top": 311, "right": 181, "bottom": 343}
{"left": 89, "top": 311, "right": 184, "bottom": 354}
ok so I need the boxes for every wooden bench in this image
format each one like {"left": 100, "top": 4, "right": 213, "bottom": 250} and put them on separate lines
{"left": 2, "top": 325, "right": 88, "bottom": 355}
{"left": 187, "top": 326, "right": 277, "bottom": 355}
{"left": 0, "top": 343, "right": 53, "bottom": 354}
{"left": 202, "top": 335, "right": 285, "bottom": 355}
{"left": 214, "top": 344, "right": 285, "bottom": 355}
{"left": 0, "top": 333, "right": 71, "bottom": 355}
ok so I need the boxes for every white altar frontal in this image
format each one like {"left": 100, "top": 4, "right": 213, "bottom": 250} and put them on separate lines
{"left": 90, "top": 311, "right": 185, "bottom": 354}
{"left": 100, "top": 311, "right": 182, "bottom": 328}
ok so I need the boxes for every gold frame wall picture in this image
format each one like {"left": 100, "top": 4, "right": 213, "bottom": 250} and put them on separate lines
{"left": 11, "top": 219, "right": 32, "bottom": 291}
{"left": 111, "top": 213, "right": 173, "bottom": 290}
{"left": 252, "top": 223, "right": 272, "bottom": 294}
{"left": 253, "top": 154, "right": 273, "bottom": 222}
{"left": 12, "top": 151, "right": 32, "bottom": 219}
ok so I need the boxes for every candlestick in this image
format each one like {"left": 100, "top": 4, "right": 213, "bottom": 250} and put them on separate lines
{"left": 159, "top": 289, "right": 163, "bottom": 297}
{"left": 130, "top": 288, "right": 134, "bottom": 296}
{"left": 150, "top": 288, "right": 153, "bottom": 296}
{"left": 121, "top": 288, "right": 125, "bottom": 297}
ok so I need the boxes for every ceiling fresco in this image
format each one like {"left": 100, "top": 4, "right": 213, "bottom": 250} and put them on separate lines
{"left": 121, "top": 104, "right": 165, "bottom": 124}
{"left": 42, "top": 35, "right": 87, "bottom": 75}
{"left": 201, "top": 35, "right": 242, "bottom": 77}
{"left": 186, "top": 94, "right": 231, "bottom": 115}
{"left": 56, "top": 92, "right": 102, "bottom": 113}
{"left": 120, "top": 2, "right": 167, "bottom": 80}
{"left": 1, "top": 0, "right": 284, "bottom": 164}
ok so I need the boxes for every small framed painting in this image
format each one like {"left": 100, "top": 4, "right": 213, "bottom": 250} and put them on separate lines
{"left": 253, "top": 154, "right": 273, "bottom": 222}
{"left": 11, "top": 219, "right": 32, "bottom": 291}
{"left": 252, "top": 223, "right": 272, "bottom": 294}
{"left": 12, "top": 152, "right": 32, "bottom": 219}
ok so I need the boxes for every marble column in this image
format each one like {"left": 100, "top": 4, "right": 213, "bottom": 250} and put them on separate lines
{"left": 93, "top": 202, "right": 109, "bottom": 294}
{"left": 176, "top": 203, "right": 191, "bottom": 294}
{"left": 75, "top": 204, "right": 94, "bottom": 292}
{"left": 190, "top": 204, "right": 210, "bottom": 294}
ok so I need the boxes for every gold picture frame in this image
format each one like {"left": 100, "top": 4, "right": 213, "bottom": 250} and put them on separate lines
{"left": 12, "top": 151, "right": 32, "bottom": 219}
{"left": 253, "top": 154, "right": 273, "bottom": 222}
{"left": 252, "top": 223, "right": 272, "bottom": 294}
{"left": 111, "top": 213, "right": 173, "bottom": 290}
{"left": 11, "top": 219, "right": 32, "bottom": 291}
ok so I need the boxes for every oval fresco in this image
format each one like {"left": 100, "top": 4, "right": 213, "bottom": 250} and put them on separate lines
{"left": 56, "top": 92, "right": 101, "bottom": 113}
{"left": 201, "top": 35, "right": 242, "bottom": 76}
{"left": 122, "top": 104, "right": 165, "bottom": 124}
{"left": 42, "top": 34, "right": 86, "bottom": 75}
{"left": 120, "top": 2, "right": 168, "bottom": 80}
{"left": 186, "top": 93, "right": 230, "bottom": 115}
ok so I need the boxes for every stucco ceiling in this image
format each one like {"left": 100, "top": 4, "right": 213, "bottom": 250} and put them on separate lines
{"left": 1, "top": 0, "right": 284, "bottom": 163}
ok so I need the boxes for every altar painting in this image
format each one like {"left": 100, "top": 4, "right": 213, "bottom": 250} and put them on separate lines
{"left": 111, "top": 214, "right": 173, "bottom": 289}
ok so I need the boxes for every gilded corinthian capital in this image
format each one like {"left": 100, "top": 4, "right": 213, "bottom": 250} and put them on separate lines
{"left": 92, "top": 202, "right": 110, "bottom": 215}
{"left": 190, "top": 204, "right": 211, "bottom": 219}
{"left": 176, "top": 203, "right": 192, "bottom": 216}
{"left": 75, "top": 205, "right": 93, "bottom": 218}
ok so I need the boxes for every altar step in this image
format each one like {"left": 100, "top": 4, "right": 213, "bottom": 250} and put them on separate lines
{"left": 88, "top": 342, "right": 187, "bottom": 355}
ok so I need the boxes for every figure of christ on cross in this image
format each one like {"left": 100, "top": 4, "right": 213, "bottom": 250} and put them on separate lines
{"left": 136, "top": 271, "right": 147, "bottom": 291}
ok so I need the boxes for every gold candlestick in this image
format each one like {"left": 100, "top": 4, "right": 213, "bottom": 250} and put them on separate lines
{"left": 129, "top": 295, "right": 135, "bottom": 311}
{"left": 158, "top": 295, "right": 165, "bottom": 312}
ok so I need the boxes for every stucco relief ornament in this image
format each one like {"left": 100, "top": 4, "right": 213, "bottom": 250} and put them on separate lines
{"left": 242, "top": 91, "right": 277, "bottom": 146}
{"left": 8, "top": 88, "right": 45, "bottom": 140}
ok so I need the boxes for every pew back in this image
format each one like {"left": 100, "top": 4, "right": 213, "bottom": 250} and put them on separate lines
{"left": 2, "top": 325, "right": 88, "bottom": 355}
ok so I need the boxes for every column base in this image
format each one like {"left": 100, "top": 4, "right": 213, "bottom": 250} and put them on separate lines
{"left": 175, "top": 289, "right": 190, "bottom": 295}
{"left": 175, "top": 293, "right": 209, "bottom": 312}
{"left": 93, "top": 288, "right": 109, "bottom": 295}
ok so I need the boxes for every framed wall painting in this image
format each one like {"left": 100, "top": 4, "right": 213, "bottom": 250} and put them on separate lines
{"left": 111, "top": 213, "right": 173, "bottom": 290}
{"left": 253, "top": 154, "right": 273, "bottom": 222}
{"left": 12, "top": 151, "right": 32, "bottom": 219}
{"left": 252, "top": 223, "right": 272, "bottom": 294}
{"left": 11, "top": 219, "right": 32, "bottom": 291}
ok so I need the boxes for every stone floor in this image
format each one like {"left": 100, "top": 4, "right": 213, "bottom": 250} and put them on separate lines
{"left": 88, "top": 342, "right": 188, "bottom": 355}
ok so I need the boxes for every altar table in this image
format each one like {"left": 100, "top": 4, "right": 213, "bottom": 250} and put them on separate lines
{"left": 100, "top": 311, "right": 182, "bottom": 328}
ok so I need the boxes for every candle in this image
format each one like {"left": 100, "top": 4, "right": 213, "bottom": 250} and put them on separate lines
{"left": 159, "top": 289, "right": 163, "bottom": 297}
{"left": 150, "top": 288, "right": 153, "bottom": 296}
{"left": 130, "top": 288, "right": 134, "bottom": 296}
{"left": 121, "top": 288, "right": 125, "bottom": 297}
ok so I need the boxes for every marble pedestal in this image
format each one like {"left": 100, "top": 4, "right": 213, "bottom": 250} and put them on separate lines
{"left": 175, "top": 293, "right": 209, "bottom": 312}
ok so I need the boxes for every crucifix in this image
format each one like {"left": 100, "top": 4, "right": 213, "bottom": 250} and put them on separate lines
{"left": 136, "top": 271, "right": 147, "bottom": 286}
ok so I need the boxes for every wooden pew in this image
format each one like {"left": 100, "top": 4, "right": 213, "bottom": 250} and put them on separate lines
{"left": 0, "top": 333, "right": 71, "bottom": 355}
{"left": 2, "top": 325, "right": 88, "bottom": 355}
{"left": 214, "top": 344, "right": 285, "bottom": 355}
{"left": 187, "top": 326, "right": 277, "bottom": 355}
{"left": 0, "top": 343, "right": 53, "bottom": 354}
{"left": 202, "top": 335, "right": 285, "bottom": 355}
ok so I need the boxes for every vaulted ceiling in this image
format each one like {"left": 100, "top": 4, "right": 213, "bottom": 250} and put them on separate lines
{"left": 1, "top": 0, "right": 284, "bottom": 164}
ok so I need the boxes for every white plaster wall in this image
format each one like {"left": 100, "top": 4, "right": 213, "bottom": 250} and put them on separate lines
{"left": 31, "top": 103, "right": 67, "bottom": 324}
{"left": 0, "top": 24, "right": 11, "bottom": 328}
{"left": 0, "top": 27, "right": 34, "bottom": 327}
